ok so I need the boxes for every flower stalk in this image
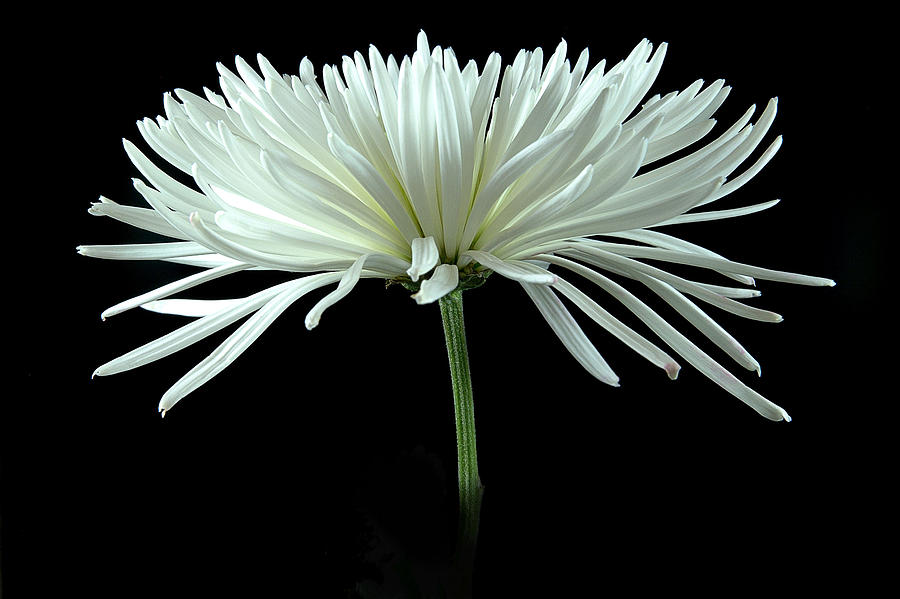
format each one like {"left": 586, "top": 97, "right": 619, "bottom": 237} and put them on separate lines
{"left": 439, "top": 288, "right": 483, "bottom": 593}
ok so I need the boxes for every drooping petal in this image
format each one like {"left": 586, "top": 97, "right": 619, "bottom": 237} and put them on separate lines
{"left": 158, "top": 272, "right": 349, "bottom": 413}
{"left": 520, "top": 281, "right": 620, "bottom": 387}
{"left": 540, "top": 254, "right": 790, "bottom": 420}
{"left": 93, "top": 275, "right": 339, "bottom": 377}
{"left": 411, "top": 264, "right": 459, "bottom": 305}
{"left": 305, "top": 254, "right": 370, "bottom": 329}
{"left": 552, "top": 275, "right": 681, "bottom": 379}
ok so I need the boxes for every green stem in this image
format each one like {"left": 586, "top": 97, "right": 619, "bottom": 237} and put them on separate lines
{"left": 439, "top": 288, "right": 483, "bottom": 595}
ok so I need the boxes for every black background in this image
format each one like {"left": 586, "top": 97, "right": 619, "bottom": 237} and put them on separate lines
{"left": 3, "top": 4, "right": 890, "bottom": 597}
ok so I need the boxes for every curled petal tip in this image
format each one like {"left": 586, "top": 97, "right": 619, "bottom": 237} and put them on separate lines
{"left": 160, "top": 409, "right": 167, "bottom": 419}
{"left": 782, "top": 412, "right": 792, "bottom": 423}
{"left": 665, "top": 363, "right": 681, "bottom": 380}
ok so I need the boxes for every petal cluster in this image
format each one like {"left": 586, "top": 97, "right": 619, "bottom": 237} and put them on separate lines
{"left": 81, "top": 32, "right": 833, "bottom": 418}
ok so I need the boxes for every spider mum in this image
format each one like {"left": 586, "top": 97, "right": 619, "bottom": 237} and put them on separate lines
{"left": 81, "top": 32, "right": 834, "bottom": 419}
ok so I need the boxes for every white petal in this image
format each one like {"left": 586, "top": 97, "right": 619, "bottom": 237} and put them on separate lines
{"left": 702, "top": 135, "right": 783, "bottom": 205}
{"left": 123, "top": 138, "right": 216, "bottom": 214}
{"left": 88, "top": 196, "right": 188, "bottom": 240}
{"left": 158, "top": 272, "right": 345, "bottom": 413}
{"left": 462, "top": 250, "right": 556, "bottom": 284}
{"left": 77, "top": 241, "right": 210, "bottom": 261}
{"left": 658, "top": 199, "right": 781, "bottom": 226}
{"left": 575, "top": 242, "right": 835, "bottom": 287}
{"left": 411, "top": 263, "right": 459, "bottom": 304}
{"left": 567, "top": 245, "right": 784, "bottom": 323}
{"left": 552, "top": 275, "right": 680, "bottom": 379}
{"left": 163, "top": 254, "right": 247, "bottom": 269}
{"left": 407, "top": 236, "right": 441, "bottom": 282}
{"left": 500, "top": 178, "right": 724, "bottom": 259}
{"left": 304, "top": 254, "right": 369, "bottom": 329}
{"left": 541, "top": 255, "right": 789, "bottom": 420}
{"left": 603, "top": 229, "right": 756, "bottom": 286}
{"left": 141, "top": 298, "right": 248, "bottom": 317}
{"left": 188, "top": 211, "right": 406, "bottom": 276}
{"left": 460, "top": 128, "right": 574, "bottom": 252}
{"left": 326, "top": 132, "right": 421, "bottom": 242}
{"left": 521, "top": 282, "right": 619, "bottom": 386}
{"left": 102, "top": 263, "right": 249, "bottom": 319}
{"left": 93, "top": 276, "right": 338, "bottom": 377}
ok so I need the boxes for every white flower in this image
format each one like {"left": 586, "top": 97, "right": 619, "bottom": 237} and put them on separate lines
{"left": 81, "top": 32, "right": 834, "bottom": 419}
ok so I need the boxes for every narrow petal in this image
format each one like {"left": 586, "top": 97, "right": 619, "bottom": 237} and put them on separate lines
{"left": 77, "top": 241, "right": 210, "bottom": 261}
{"left": 163, "top": 254, "right": 248, "bottom": 269}
{"left": 304, "top": 254, "right": 369, "bottom": 329}
{"left": 462, "top": 250, "right": 556, "bottom": 284}
{"left": 158, "top": 273, "right": 345, "bottom": 413}
{"left": 102, "top": 263, "right": 249, "bottom": 319}
{"left": 575, "top": 242, "right": 835, "bottom": 287}
{"left": 521, "top": 281, "right": 620, "bottom": 386}
{"left": 88, "top": 196, "right": 188, "bottom": 240}
{"left": 326, "top": 132, "right": 422, "bottom": 242}
{"left": 552, "top": 275, "right": 680, "bottom": 379}
{"left": 459, "top": 128, "right": 575, "bottom": 252}
{"left": 501, "top": 178, "right": 724, "bottom": 259}
{"left": 141, "top": 298, "right": 248, "bottom": 317}
{"left": 93, "top": 275, "right": 340, "bottom": 377}
{"left": 566, "top": 245, "right": 784, "bottom": 323}
{"left": 657, "top": 199, "right": 781, "bottom": 226}
{"left": 541, "top": 254, "right": 789, "bottom": 420}
{"left": 602, "top": 229, "right": 756, "bottom": 286}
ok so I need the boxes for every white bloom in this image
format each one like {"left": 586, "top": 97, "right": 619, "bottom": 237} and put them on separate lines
{"left": 81, "top": 32, "right": 833, "bottom": 419}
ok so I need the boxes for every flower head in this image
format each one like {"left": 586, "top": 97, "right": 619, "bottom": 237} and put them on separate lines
{"left": 81, "top": 32, "right": 833, "bottom": 419}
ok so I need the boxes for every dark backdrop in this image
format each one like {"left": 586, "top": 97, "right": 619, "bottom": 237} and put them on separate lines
{"left": 4, "top": 4, "right": 889, "bottom": 597}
